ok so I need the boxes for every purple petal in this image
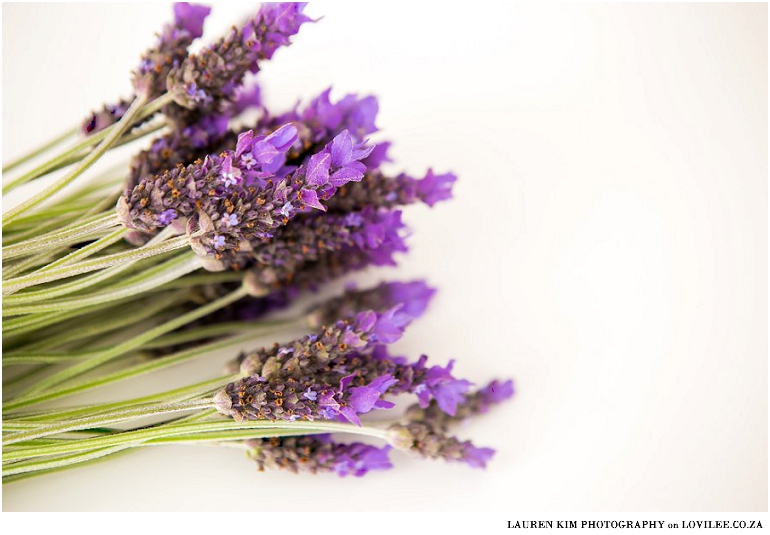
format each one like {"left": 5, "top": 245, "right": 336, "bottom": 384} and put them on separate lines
{"left": 252, "top": 140, "right": 281, "bottom": 164}
{"left": 465, "top": 446, "right": 496, "bottom": 469}
{"left": 363, "top": 141, "right": 392, "bottom": 169}
{"left": 173, "top": 3, "right": 211, "bottom": 38}
{"left": 265, "top": 123, "right": 298, "bottom": 152}
{"left": 338, "top": 406, "right": 361, "bottom": 426}
{"left": 305, "top": 153, "right": 331, "bottom": 186}
{"left": 298, "top": 188, "right": 326, "bottom": 211}
{"left": 417, "top": 169, "right": 457, "bottom": 207}
{"left": 236, "top": 130, "right": 254, "bottom": 157}
{"left": 329, "top": 165, "right": 365, "bottom": 187}
{"left": 330, "top": 130, "right": 353, "bottom": 167}
{"left": 347, "top": 386, "right": 382, "bottom": 413}
{"left": 434, "top": 379, "right": 473, "bottom": 416}
{"left": 480, "top": 379, "right": 515, "bottom": 405}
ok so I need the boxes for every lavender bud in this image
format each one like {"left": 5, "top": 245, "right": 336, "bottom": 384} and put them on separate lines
{"left": 325, "top": 169, "right": 458, "bottom": 212}
{"left": 82, "top": 3, "right": 211, "bottom": 135}
{"left": 405, "top": 379, "right": 515, "bottom": 432}
{"left": 167, "top": 3, "right": 311, "bottom": 112}
{"left": 387, "top": 422, "right": 495, "bottom": 469}
{"left": 306, "top": 280, "right": 436, "bottom": 328}
{"left": 246, "top": 435, "right": 392, "bottom": 477}
{"left": 239, "top": 207, "right": 407, "bottom": 285}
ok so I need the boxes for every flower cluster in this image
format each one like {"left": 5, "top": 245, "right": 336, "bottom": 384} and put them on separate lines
{"left": 1, "top": 2, "right": 513, "bottom": 486}
{"left": 167, "top": 3, "right": 311, "bottom": 112}
{"left": 118, "top": 125, "right": 375, "bottom": 264}
{"left": 388, "top": 380, "right": 514, "bottom": 469}
{"left": 82, "top": 3, "right": 212, "bottom": 134}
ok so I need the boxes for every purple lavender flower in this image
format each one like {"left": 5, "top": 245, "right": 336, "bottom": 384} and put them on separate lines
{"left": 82, "top": 3, "right": 211, "bottom": 135}
{"left": 404, "top": 379, "right": 515, "bottom": 432}
{"left": 173, "top": 2, "right": 210, "bottom": 41}
{"left": 157, "top": 209, "right": 178, "bottom": 226}
{"left": 82, "top": 100, "right": 132, "bottom": 135}
{"left": 239, "top": 207, "right": 408, "bottom": 288}
{"left": 417, "top": 169, "right": 457, "bottom": 207}
{"left": 387, "top": 421, "right": 496, "bottom": 469}
{"left": 307, "top": 280, "right": 436, "bottom": 328}
{"left": 478, "top": 379, "right": 515, "bottom": 407}
{"left": 214, "top": 307, "right": 408, "bottom": 424}
{"left": 325, "top": 169, "right": 458, "bottom": 213}
{"left": 124, "top": 113, "right": 230, "bottom": 217}
{"left": 213, "top": 370, "right": 398, "bottom": 425}
{"left": 246, "top": 435, "right": 392, "bottom": 477}
{"left": 412, "top": 358, "right": 473, "bottom": 416}
{"left": 167, "top": 3, "right": 311, "bottom": 111}
{"left": 228, "top": 308, "right": 406, "bottom": 379}
{"left": 387, "top": 421, "right": 495, "bottom": 470}
{"left": 118, "top": 125, "right": 374, "bottom": 264}
{"left": 385, "top": 380, "right": 513, "bottom": 469}
{"left": 297, "top": 88, "right": 379, "bottom": 142}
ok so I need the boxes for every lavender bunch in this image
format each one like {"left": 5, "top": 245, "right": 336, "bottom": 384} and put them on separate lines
{"left": 1, "top": 2, "right": 513, "bottom": 487}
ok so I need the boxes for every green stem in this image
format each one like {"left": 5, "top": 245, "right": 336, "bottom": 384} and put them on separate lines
{"left": 8, "top": 287, "right": 248, "bottom": 401}
{"left": 141, "top": 319, "right": 287, "bottom": 349}
{"left": 1, "top": 126, "right": 77, "bottom": 175}
{"left": 3, "top": 418, "right": 388, "bottom": 458}
{"left": 41, "top": 120, "right": 168, "bottom": 176}
{"left": 2, "top": 94, "right": 150, "bottom": 225}
{"left": 2, "top": 332, "right": 250, "bottom": 411}
{"left": 160, "top": 271, "right": 245, "bottom": 289}
{"left": 2, "top": 352, "right": 97, "bottom": 365}
{"left": 1, "top": 93, "right": 171, "bottom": 198}
{"left": 2, "top": 292, "right": 156, "bottom": 339}
{"left": 34, "top": 228, "right": 129, "bottom": 272}
{"left": 6, "top": 376, "right": 236, "bottom": 424}
{"left": 2, "top": 235, "right": 191, "bottom": 296}
{"left": 6, "top": 291, "right": 186, "bottom": 355}
{"left": 3, "top": 232, "right": 180, "bottom": 306}
{"left": 3, "top": 448, "right": 132, "bottom": 484}
{"left": 2, "top": 446, "right": 130, "bottom": 477}
{"left": 1, "top": 251, "right": 58, "bottom": 279}
{"left": 2, "top": 400, "right": 215, "bottom": 446}
{"left": 3, "top": 252, "right": 200, "bottom": 313}
{"left": 2, "top": 212, "right": 119, "bottom": 258}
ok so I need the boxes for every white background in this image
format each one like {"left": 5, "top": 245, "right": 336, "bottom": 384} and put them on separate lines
{"left": 2, "top": 2, "right": 767, "bottom": 512}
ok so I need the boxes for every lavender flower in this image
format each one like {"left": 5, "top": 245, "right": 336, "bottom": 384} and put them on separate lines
{"left": 239, "top": 207, "right": 408, "bottom": 288}
{"left": 404, "top": 379, "right": 515, "bottom": 431}
{"left": 325, "top": 169, "right": 458, "bottom": 213}
{"left": 82, "top": 3, "right": 211, "bottom": 135}
{"left": 167, "top": 3, "right": 311, "bottom": 111}
{"left": 213, "top": 308, "right": 406, "bottom": 424}
{"left": 388, "top": 422, "right": 496, "bottom": 469}
{"left": 307, "top": 280, "right": 436, "bottom": 329}
{"left": 304, "top": 349, "right": 474, "bottom": 417}
{"left": 386, "top": 380, "right": 514, "bottom": 469}
{"left": 213, "top": 371, "right": 396, "bottom": 425}
{"left": 118, "top": 125, "right": 373, "bottom": 264}
{"left": 82, "top": 99, "right": 132, "bottom": 135}
{"left": 246, "top": 435, "right": 392, "bottom": 477}
{"left": 229, "top": 308, "right": 406, "bottom": 379}
{"left": 126, "top": 113, "right": 230, "bottom": 196}
{"left": 265, "top": 88, "right": 380, "bottom": 150}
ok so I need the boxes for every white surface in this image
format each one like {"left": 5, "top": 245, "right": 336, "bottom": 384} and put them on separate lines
{"left": 2, "top": 2, "right": 767, "bottom": 512}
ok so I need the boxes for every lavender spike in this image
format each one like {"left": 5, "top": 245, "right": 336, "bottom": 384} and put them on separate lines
{"left": 246, "top": 435, "right": 392, "bottom": 477}
{"left": 167, "top": 3, "right": 311, "bottom": 112}
{"left": 82, "top": 2, "right": 211, "bottom": 135}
